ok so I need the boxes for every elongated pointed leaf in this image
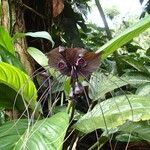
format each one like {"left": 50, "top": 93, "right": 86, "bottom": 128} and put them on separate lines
{"left": 122, "top": 56, "right": 149, "bottom": 73}
{"left": 27, "top": 47, "right": 49, "bottom": 69}
{"left": 118, "top": 121, "right": 150, "bottom": 142}
{"left": 0, "top": 62, "right": 38, "bottom": 110}
{"left": 116, "top": 134, "right": 141, "bottom": 142}
{"left": 0, "top": 49, "right": 25, "bottom": 71}
{"left": 96, "top": 15, "right": 150, "bottom": 60}
{"left": 136, "top": 82, "right": 150, "bottom": 96}
{"left": 89, "top": 73, "right": 128, "bottom": 100}
{"left": 13, "top": 31, "right": 54, "bottom": 47}
{"left": 25, "top": 31, "right": 54, "bottom": 47}
{"left": 89, "top": 72, "right": 150, "bottom": 100}
{"left": 27, "top": 47, "right": 55, "bottom": 75}
{"left": 74, "top": 95, "right": 150, "bottom": 133}
{"left": 123, "top": 72, "right": 150, "bottom": 85}
{"left": 0, "top": 112, "right": 69, "bottom": 150}
{"left": 0, "top": 26, "right": 15, "bottom": 55}
{"left": 16, "top": 112, "right": 69, "bottom": 150}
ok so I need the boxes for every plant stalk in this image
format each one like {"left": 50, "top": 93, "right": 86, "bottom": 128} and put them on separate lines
{"left": 95, "top": 0, "right": 112, "bottom": 40}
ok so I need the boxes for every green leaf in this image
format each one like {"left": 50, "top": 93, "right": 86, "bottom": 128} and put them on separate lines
{"left": 0, "top": 62, "right": 38, "bottom": 110}
{"left": 89, "top": 71, "right": 150, "bottom": 100}
{"left": 0, "top": 83, "right": 25, "bottom": 110}
{"left": 118, "top": 121, "right": 150, "bottom": 142}
{"left": 13, "top": 31, "right": 54, "bottom": 47}
{"left": 0, "top": 26, "right": 15, "bottom": 55}
{"left": 0, "top": 119, "right": 28, "bottom": 150}
{"left": 96, "top": 15, "right": 150, "bottom": 60}
{"left": 27, "top": 47, "right": 49, "bottom": 69}
{"left": 123, "top": 72, "right": 150, "bottom": 85}
{"left": 17, "top": 112, "right": 69, "bottom": 150}
{"left": 146, "top": 47, "right": 150, "bottom": 56}
{"left": 63, "top": 78, "right": 71, "bottom": 95}
{"left": 0, "top": 49, "right": 25, "bottom": 71}
{"left": 89, "top": 73, "right": 128, "bottom": 100}
{"left": 25, "top": 31, "right": 54, "bottom": 47}
{"left": 136, "top": 82, "right": 150, "bottom": 96}
{"left": 74, "top": 95, "right": 150, "bottom": 133}
{"left": 27, "top": 47, "right": 56, "bottom": 76}
{"left": 121, "top": 56, "right": 149, "bottom": 73}
{"left": 12, "top": 32, "right": 25, "bottom": 41}
{"left": 0, "top": 112, "right": 69, "bottom": 150}
{"left": 115, "top": 133, "right": 141, "bottom": 142}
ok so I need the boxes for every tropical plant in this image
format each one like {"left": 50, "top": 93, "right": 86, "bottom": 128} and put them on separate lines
{"left": 0, "top": 0, "right": 150, "bottom": 149}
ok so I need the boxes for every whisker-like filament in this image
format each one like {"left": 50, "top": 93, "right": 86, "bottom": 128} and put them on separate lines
{"left": 11, "top": 66, "right": 55, "bottom": 120}
{"left": 10, "top": 46, "right": 139, "bottom": 150}
{"left": 78, "top": 69, "right": 136, "bottom": 149}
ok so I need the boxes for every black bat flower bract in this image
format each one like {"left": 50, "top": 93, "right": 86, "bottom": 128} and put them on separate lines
{"left": 47, "top": 46, "right": 100, "bottom": 78}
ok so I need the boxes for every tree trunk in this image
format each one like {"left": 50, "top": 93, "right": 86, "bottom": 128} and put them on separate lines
{"left": 1, "top": 0, "right": 34, "bottom": 75}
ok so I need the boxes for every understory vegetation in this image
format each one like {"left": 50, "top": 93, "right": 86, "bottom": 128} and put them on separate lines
{"left": 0, "top": 0, "right": 150, "bottom": 149}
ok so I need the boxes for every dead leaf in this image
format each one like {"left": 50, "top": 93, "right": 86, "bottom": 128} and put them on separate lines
{"left": 53, "top": 0, "right": 64, "bottom": 17}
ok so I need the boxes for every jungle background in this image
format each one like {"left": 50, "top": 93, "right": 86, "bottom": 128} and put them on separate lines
{"left": 0, "top": 0, "right": 150, "bottom": 149}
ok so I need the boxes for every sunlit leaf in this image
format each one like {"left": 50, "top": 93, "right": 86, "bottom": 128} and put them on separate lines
{"left": 0, "top": 49, "right": 25, "bottom": 71}
{"left": 0, "top": 26, "right": 15, "bottom": 55}
{"left": 96, "top": 15, "right": 150, "bottom": 60}
{"left": 0, "top": 62, "right": 38, "bottom": 110}
{"left": 27, "top": 47, "right": 56, "bottom": 76}
{"left": 13, "top": 31, "right": 54, "bottom": 47}
{"left": 25, "top": 31, "right": 54, "bottom": 47}
{"left": 0, "top": 119, "right": 28, "bottom": 150}
{"left": 74, "top": 95, "right": 150, "bottom": 133}
{"left": 27, "top": 47, "right": 49, "bottom": 69}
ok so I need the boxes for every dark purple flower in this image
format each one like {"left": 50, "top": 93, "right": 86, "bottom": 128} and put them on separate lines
{"left": 47, "top": 46, "right": 100, "bottom": 77}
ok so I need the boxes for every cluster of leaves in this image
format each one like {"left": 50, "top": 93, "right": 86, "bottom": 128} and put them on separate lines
{"left": 80, "top": 23, "right": 108, "bottom": 50}
{"left": 0, "top": 27, "right": 69, "bottom": 149}
{"left": 0, "top": 12, "right": 150, "bottom": 149}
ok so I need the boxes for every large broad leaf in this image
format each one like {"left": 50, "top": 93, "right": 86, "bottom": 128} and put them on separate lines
{"left": 123, "top": 72, "right": 150, "bottom": 85}
{"left": 115, "top": 133, "right": 141, "bottom": 142}
{"left": 121, "top": 56, "right": 149, "bottom": 74}
{"left": 0, "top": 49, "right": 25, "bottom": 71}
{"left": 96, "top": 15, "right": 150, "bottom": 60}
{"left": 135, "top": 82, "right": 150, "bottom": 96}
{"left": 0, "top": 119, "right": 28, "bottom": 149}
{"left": 89, "top": 72, "right": 150, "bottom": 100}
{"left": 89, "top": 73, "right": 128, "bottom": 100}
{"left": 0, "top": 62, "right": 38, "bottom": 110}
{"left": 117, "top": 121, "right": 150, "bottom": 142}
{"left": 0, "top": 26, "right": 15, "bottom": 55}
{"left": 74, "top": 95, "right": 150, "bottom": 133}
{"left": 0, "top": 83, "right": 25, "bottom": 110}
{"left": 0, "top": 112, "right": 69, "bottom": 150}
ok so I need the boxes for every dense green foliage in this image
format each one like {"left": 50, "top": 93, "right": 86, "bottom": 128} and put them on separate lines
{"left": 0, "top": 0, "right": 150, "bottom": 149}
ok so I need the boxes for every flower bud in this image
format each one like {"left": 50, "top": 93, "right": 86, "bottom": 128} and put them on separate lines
{"left": 74, "top": 82, "right": 83, "bottom": 95}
